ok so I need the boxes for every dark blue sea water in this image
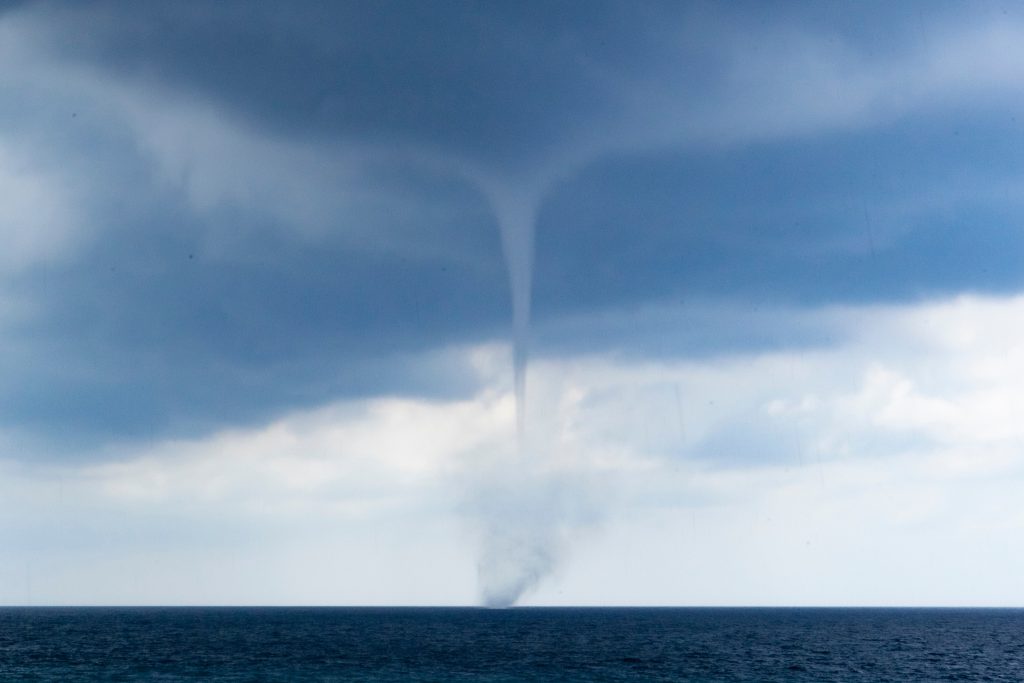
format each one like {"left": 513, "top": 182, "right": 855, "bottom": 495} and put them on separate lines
{"left": 1, "top": 607, "right": 1022, "bottom": 681}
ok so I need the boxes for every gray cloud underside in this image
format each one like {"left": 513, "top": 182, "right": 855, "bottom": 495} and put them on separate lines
{"left": 2, "top": 0, "right": 1024, "bottom": 450}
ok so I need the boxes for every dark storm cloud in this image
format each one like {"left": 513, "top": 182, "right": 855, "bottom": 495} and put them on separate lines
{"left": 26, "top": 0, "right": 649, "bottom": 168}
{"left": 3, "top": 0, "right": 1024, "bottom": 450}
{"left": 26, "top": 0, "right": 979, "bottom": 167}
{"left": 533, "top": 109, "right": 1024, "bottom": 318}
{"left": 0, "top": 172, "right": 505, "bottom": 446}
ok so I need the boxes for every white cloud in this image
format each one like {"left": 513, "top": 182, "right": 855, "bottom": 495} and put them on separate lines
{"left": 2, "top": 294, "right": 1024, "bottom": 604}
{"left": 82, "top": 391, "right": 516, "bottom": 520}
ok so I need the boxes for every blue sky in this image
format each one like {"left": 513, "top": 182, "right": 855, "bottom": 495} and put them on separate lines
{"left": 2, "top": 0, "right": 1024, "bottom": 605}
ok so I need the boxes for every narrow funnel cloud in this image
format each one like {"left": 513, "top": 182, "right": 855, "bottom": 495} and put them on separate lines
{"left": 490, "top": 187, "right": 537, "bottom": 444}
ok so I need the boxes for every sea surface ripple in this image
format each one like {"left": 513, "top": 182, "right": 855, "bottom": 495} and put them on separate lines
{"left": 0, "top": 607, "right": 1021, "bottom": 681}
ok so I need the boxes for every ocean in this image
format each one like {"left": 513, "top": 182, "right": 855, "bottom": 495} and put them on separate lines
{"left": 0, "top": 607, "right": 1021, "bottom": 681}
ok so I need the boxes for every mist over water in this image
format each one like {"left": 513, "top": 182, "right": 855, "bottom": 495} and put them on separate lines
{"left": 470, "top": 465, "right": 597, "bottom": 608}
{"left": 475, "top": 481, "right": 561, "bottom": 609}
